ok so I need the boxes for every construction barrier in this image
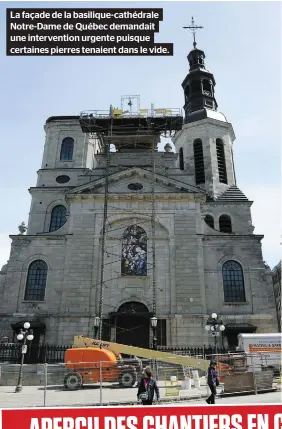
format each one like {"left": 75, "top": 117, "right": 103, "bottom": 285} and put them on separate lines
{"left": 164, "top": 369, "right": 180, "bottom": 397}
{"left": 1, "top": 404, "right": 282, "bottom": 429}
{"left": 0, "top": 353, "right": 278, "bottom": 408}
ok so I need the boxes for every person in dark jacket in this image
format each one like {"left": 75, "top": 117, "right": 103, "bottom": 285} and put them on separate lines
{"left": 206, "top": 360, "right": 219, "bottom": 404}
{"left": 137, "top": 367, "right": 160, "bottom": 405}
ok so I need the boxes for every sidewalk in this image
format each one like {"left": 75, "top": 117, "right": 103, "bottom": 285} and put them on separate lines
{"left": 0, "top": 382, "right": 277, "bottom": 408}
{"left": 0, "top": 383, "right": 212, "bottom": 408}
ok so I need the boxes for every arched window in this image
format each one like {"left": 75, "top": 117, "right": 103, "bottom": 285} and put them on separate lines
{"left": 216, "top": 139, "right": 227, "bottom": 184}
{"left": 179, "top": 147, "right": 184, "bottom": 171}
{"left": 191, "top": 80, "right": 201, "bottom": 94}
{"left": 193, "top": 139, "right": 205, "bottom": 184}
{"left": 219, "top": 215, "right": 232, "bottom": 233}
{"left": 203, "top": 79, "right": 211, "bottom": 94}
{"left": 222, "top": 261, "right": 246, "bottom": 302}
{"left": 121, "top": 225, "right": 147, "bottom": 276}
{"left": 204, "top": 215, "right": 214, "bottom": 229}
{"left": 49, "top": 205, "right": 67, "bottom": 232}
{"left": 60, "top": 137, "right": 74, "bottom": 161}
{"left": 24, "top": 260, "right": 48, "bottom": 301}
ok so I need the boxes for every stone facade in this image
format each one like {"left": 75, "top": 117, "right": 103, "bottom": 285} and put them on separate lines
{"left": 0, "top": 50, "right": 279, "bottom": 350}
{"left": 0, "top": 113, "right": 278, "bottom": 348}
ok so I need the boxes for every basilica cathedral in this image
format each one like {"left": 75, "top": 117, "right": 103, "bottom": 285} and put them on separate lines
{"left": 0, "top": 40, "right": 278, "bottom": 351}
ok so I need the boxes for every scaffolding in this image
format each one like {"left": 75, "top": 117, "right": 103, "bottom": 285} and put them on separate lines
{"left": 79, "top": 97, "right": 183, "bottom": 341}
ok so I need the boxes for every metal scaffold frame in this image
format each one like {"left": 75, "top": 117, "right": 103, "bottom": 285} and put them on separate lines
{"left": 79, "top": 97, "right": 183, "bottom": 342}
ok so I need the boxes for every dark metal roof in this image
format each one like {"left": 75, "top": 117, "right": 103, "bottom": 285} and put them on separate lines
{"left": 46, "top": 116, "right": 79, "bottom": 124}
{"left": 185, "top": 108, "right": 227, "bottom": 124}
{"left": 225, "top": 323, "right": 256, "bottom": 332}
{"left": 217, "top": 185, "right": 249, "bottom": 202}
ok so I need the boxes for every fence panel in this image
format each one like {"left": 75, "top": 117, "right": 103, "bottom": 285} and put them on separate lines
{"left": 0, "top": 352, "right": 278, "bottom": 408}
{"left": 214, "top": 352, "right": 276, "bottom": 396}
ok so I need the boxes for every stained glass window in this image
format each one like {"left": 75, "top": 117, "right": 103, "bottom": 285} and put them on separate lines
{"left": 121, "top": 226, "right": 147, "bottom": 276}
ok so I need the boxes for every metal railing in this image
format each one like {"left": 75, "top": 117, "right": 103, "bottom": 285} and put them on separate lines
{"left": 0, "top": 344, "right": 70, "bottom": 364}
{"left": 0, "top": 344, "right": 230, "bottom": 364}
{"left": 80, "top": 108, "right": 182, "bottom": 119}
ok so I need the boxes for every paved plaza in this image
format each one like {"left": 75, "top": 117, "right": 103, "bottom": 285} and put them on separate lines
{"left": 0, "top": 383, "right": 210, "bottom": 408}
{"left": 0, "top": 382, "right": 280, "bottom": 409}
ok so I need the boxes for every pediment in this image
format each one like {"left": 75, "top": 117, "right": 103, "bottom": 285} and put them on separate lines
{"left": 67, "top": 167, "right": 205, "bottom": 195}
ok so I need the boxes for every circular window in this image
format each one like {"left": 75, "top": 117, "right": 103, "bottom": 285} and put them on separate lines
{"left": 56, "top": 175, "right": 70, "bottom": 184}
{"left": 127, "top": 183, "right": 143, "bottom": 191}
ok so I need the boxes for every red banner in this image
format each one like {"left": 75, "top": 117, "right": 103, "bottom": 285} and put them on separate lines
{"left": 1, "top": 404, "right": 282, "bottom": 429}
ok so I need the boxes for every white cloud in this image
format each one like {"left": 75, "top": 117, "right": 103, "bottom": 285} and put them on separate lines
{"left": 243, "top": 183, "right": 281, "bottom": 267}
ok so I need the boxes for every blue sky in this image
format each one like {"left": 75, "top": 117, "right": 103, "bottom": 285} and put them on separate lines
{"left": 0, "top": 1, "right": 281, "bottom": 268}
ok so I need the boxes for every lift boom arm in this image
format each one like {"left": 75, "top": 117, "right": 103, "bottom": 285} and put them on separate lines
{"left": 73, "top": 336, "right": 210, "bottom": 371}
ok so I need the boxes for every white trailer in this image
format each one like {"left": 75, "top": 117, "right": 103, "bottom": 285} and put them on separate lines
{"left": 237, "top": 333, "right": 282, "bottom": 372}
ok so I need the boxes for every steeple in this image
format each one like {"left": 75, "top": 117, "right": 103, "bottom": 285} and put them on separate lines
{"left": 182, "top": 18, "right": 219, "bottom": 124}
{"left": 173, "top": 20, "right": 236, "bottom": 198}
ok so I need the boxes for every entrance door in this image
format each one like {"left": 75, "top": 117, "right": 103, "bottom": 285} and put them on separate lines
{"left": 224, "top": 324, "right": 257, "bottom": 350}
{"left": 116, "top": 302, "right": 150, "bottom": 349}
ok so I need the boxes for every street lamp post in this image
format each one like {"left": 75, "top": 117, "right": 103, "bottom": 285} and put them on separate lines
{"left": 93, "top": 316, "right": 101, "bottom": 339}
{"left": 15, "top": 322, "right": 34, "bottom": 393}
{"left": 150, "top": 317, "right": 158, "bottom": 350}
{"left": 205, "top": 313, "right": 225, "bottom": 354}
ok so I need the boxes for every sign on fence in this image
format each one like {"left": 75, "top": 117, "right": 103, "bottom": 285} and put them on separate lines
{"left": 0, "top": 404, "right": 282, "bottom": 429}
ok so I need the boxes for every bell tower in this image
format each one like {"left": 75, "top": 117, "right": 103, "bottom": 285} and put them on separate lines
{"left": 182, "top": 48, "right": 218, "bottom": 123}
{"left": 173, "top": 18, "right": 236, "bottom": 198}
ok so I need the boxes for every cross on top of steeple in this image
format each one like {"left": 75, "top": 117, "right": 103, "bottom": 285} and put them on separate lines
{"left": 183, "top": 17, "right": 204, "bottom": 49}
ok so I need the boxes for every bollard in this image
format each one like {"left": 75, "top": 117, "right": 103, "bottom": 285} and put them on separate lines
{"left": 251, "top": 354, "right": 258, "bottom": 395}
{"left": 155, "top": 359, "right": 159, "bottom": 382}
{"left": 99, "top": 361, "right": 103, "bottom": 406}
{"left": 44, "top": 363, "right": 47, "bottom": 407}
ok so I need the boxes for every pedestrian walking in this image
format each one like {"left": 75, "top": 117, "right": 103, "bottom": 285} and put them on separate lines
{"left": 137, "top": 366, "right": 160, "bottom": 405}
{"left": 206, "top": 360, "right": 219, "bottom": 404}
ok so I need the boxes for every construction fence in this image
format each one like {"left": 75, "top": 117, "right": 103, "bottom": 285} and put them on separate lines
{"left": 0, "top": 353, "right": 279, "bottom": 408}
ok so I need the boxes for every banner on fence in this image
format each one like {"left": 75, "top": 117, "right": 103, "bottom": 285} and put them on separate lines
{"left": 0, "top": 404, "right": 282, "bottom": 429}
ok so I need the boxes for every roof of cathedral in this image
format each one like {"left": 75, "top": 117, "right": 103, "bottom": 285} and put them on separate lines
{"left": 185, "top": 108, "right": 228, "bottom": 124}
{"left": 216, "top": 185, "right": 249, "bottom": 202}
{"left": 46, "top": 116, "right": 79, "bottom": 124}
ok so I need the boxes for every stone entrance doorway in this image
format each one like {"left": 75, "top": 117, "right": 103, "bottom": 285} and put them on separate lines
{"left": 115, "top": 302, "right": 151, "bottom": 349}
{"left": 224, "top": 323, "right": 256, "bottom": 350}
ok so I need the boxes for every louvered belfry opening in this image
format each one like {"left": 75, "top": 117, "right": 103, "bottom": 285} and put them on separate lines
{"left": 204, "top": 215, "right": 214, "bottom": 229}
{"left": 219, "top": 215, "right": 232, "bottom": 233}
{"left": 193, "top": 139, "right": 205, "bottom": 184}
{"left": 216, "top": 139, "right": 228, "bottom": 184}
{"left": 179, "top": 147, "right": 184, "bottom": 170}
